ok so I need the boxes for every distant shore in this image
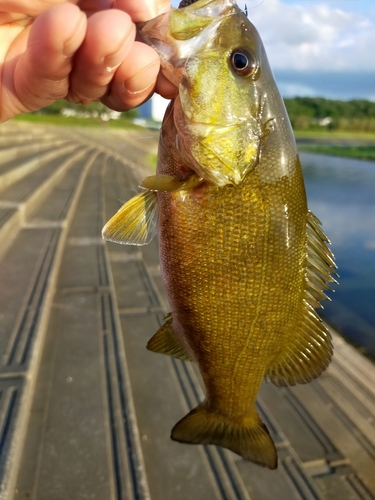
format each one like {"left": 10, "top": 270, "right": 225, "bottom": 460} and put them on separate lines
{"left": 297, "top": 143, "right": 375, "bottom": 161}
{"left": 294, "top": 130, "right": 375, "bottom": 161}
{"left": 294, "top": 129, "right": 375, "bottom": 142}
{"left": 11, "top": 114, "right": 375, "bottom": 161}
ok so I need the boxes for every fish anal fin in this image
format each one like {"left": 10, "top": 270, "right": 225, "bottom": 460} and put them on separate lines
{"left": 267, "top": 211, "right": 336, "bottom": 387}
{"left": 171, "top": 404, "right": 277, "bottom": 469}
{"left": 102, "top": 190, "right": 158, "bottom": 246}
{"left": 147, "top": 314, "right": 194, "bottom": 361}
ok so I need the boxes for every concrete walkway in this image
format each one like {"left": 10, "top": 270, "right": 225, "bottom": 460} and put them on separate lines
{"left": 0, "top": 121, "right": 374, "bottom": 500}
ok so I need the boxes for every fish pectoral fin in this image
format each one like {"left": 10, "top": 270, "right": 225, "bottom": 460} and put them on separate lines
{"left": 147, "top": 313, "right": 194, "bottom": 361}
{"left": 102, "top": 190, "right": 158, "bottom": 246}
{"left": 171, "top": 404, "right": 277, "bottom": 469}
{"left": 266, "top": 211, "right": 336, "bottom": 386}
{"left": 140, "top": 174, "right": 203, "bottom": 192}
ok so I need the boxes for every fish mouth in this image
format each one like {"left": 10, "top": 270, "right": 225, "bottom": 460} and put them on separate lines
{"left": 137, "top": 0, "right": 238, "bottom": 87}
{"left": 176, "top": 0, "right": 237, "bottom": 15}
{"left": 178, "top": 0, "right": 199, "bottom": 7}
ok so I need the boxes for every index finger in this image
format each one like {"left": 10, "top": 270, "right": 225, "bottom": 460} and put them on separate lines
{"left": 113, "top": 0, "right": 170, "bottom": 22}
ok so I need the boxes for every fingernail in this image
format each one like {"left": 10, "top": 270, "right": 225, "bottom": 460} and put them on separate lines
{"left": 103, "top": 29, "right": 135, "bottom": 71}
{"left": 124, "top": 61, "right": 159, "bottom": 95}
{"left": 157, "top": 0, "right": 171, "bottom": 15}
{"left": 144, "top": 0, "right": 170, "bottom": 18}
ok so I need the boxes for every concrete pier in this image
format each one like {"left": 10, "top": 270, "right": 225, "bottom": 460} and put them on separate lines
{"left": 0, "top": 121, "right": 374, "bottom": 500}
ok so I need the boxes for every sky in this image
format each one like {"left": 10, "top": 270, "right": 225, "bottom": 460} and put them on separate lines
{"left": 170, "top": 0, "right": 375, "bottom": 101}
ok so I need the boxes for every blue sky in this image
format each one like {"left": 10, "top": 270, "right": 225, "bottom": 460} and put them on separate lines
{"left": 170, "top": 0, "right": 375, "bottom": 101}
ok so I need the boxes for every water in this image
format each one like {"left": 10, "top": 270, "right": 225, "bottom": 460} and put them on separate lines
{"left": 300, "top": 152, "right": 375, "bottom": 358}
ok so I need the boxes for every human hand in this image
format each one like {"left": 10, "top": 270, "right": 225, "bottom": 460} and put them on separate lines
{"left": 0, "top": 0, "right": 177, "bottom": 123}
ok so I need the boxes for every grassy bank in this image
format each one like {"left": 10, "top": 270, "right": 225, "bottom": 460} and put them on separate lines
{"left": 294, "top": 129, "right": 375, "bottom": 142}
{"left": 298, "top": 144, "right": 375, "bottom": 161}
{"left": 12, "top": 113, "right": 142, "bottom": 130}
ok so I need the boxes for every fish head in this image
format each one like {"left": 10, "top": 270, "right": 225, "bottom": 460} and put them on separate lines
{"left": 139, "top": 0, "right": 279, "bottom": 187}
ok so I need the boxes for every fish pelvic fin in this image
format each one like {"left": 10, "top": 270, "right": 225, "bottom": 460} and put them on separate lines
{"left": 147, "top": 314, "right": 194, "bottom": 361}
{"left": 102, "top": 190, "right": 158, "bottom": 246}
{"left": 266, "top": 211, "right": 336, "bottom": 386}
{"left": 140, "top": 174, "right": 185, "bottom": 192}
{"left": 140, "top": 174, "right": 204, "bottom": 192}
{"left": 171, "top": 404, "right": 278, "bottom": 469}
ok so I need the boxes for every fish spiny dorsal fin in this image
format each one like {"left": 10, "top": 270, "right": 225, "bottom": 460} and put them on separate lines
{"left": 147, "top": 313, "right": 194, "bottom": 361}
{"left": 266, "top": 211, "right": 337, "bottom": 386}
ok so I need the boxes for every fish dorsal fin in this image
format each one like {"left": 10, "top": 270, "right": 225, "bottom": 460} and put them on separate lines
{"left": 147, "top": 314, "right": 194, "bottom": 361}
{"left": 102, "top": 190, "right": 158, "bottom": 246}
{"left": 266, "top": 211, "right": 337, "bottom": 386}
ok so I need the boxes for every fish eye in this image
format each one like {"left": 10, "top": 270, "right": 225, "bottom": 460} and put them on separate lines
{"left": 230, "top": 49, "right": 257, "bottom": 77}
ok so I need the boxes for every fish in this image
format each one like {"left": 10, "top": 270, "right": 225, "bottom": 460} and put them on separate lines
{"left": 102, "top": 0, "right": 338, "bottom": 469}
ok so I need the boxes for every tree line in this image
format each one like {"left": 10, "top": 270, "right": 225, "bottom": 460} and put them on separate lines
{"left": 283, "top": 97, "right": 375, "bottom": 132}
{"left": 41, "top": 100, "right": 138, "bottom": 120}
{"left": 41, "top": 96, "right": 375, "bottom": 132}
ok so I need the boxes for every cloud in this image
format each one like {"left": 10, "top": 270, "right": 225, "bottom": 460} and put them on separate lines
{"left": 237, "top": 0, "right": 374, "bottom": 73}
{"left": 170, "top": 0, "right": 374, "bottom": 99}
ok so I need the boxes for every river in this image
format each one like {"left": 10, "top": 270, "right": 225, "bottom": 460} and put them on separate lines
{"left": 300, "top": 152, "right": 375, "bottom": 358}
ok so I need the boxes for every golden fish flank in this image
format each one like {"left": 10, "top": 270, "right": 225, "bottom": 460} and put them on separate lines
{"left": 102, "top": 0, "right": 338, "bottom": 469}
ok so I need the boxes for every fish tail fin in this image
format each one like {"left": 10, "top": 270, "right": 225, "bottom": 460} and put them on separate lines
{"left": 171, "top": 404, "right": 277, "bottom": 469}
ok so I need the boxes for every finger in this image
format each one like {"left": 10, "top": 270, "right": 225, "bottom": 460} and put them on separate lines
{"left": 155, "top": 72, "right": 178, "bottom": 100}
{"left": 0, "top": 0, "right": 77, "bottom": 17}
{"left": 75, "top": 0, "right": 114, "bottom": 17}
{"left": 67, "top": 10, "right": 135, "bottom": 104}
{"left": 114, "top": 0, "right": 170, "bottom": 22}
{"left": 102, "top": 41, "right": 160, "bottom": 111}
{"left": 4, "top": 4, "right": 86, "bottom": 118}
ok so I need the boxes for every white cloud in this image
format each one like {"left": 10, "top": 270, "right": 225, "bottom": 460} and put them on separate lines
{"left": 365, "top": 241, "right": 375, "bottom": 251}
{"left": 236, "top": 0, "right": 375, "bottom": 73}
{"left": 170, "top": 0, "right": 375, "bottom": 99}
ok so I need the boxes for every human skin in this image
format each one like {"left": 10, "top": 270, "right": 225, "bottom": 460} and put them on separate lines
{"left": 0, "top": 0, "right": 177, "bottom": 123}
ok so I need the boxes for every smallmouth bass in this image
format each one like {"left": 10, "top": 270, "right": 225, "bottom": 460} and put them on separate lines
{"left": 102, "top": 0, "right": 337, "bottom": 469}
